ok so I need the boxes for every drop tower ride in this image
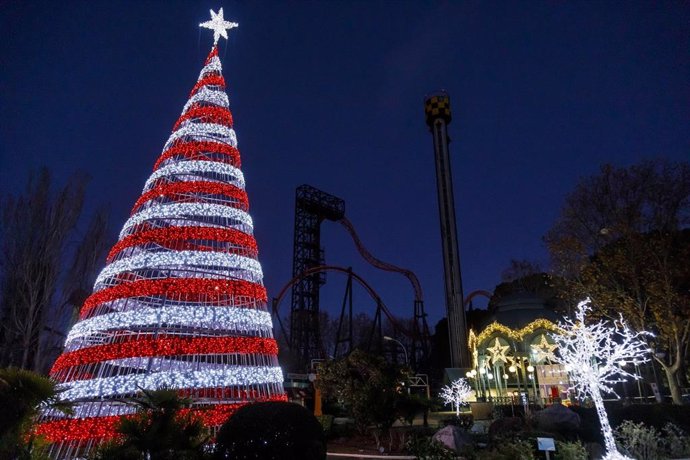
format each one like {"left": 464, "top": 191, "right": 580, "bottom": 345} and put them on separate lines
{"left": 424, "top": 92, "right": 469, "bottom": 368}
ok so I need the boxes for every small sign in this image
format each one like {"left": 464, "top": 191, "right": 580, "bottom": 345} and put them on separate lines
{"left": 537, "top": 437, "right": 556, "bottom": 452}
{"left": 286, "top": 373, "right": 309, "bottom": 380}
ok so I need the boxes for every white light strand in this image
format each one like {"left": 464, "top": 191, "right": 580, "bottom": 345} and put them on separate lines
{"left": 163, "top": 122, "right": 237, "bottom": 151}
{"left": 75, "top": 290, "right": 265, "bottom": 325}
{"left": 120, "top": 202, "right": 252, "bottom": 239}
{"left": 43, "top": 402, "right": 136, "bottom": 420}
{"left": 60, "top": 366, "right": 283, "bottom": 400}
{"left": 182, "top": 87, "right": 229, "bottom": 113}
{"left": 199, "top": 56, "right": 222, "bottom": 79}
{"left": 145, "top": 160, "right": 245, "bottom": 191}
{"left": 92, "top": 356, "right": 276, "bottom": 374}
{"left": 550, "top": 298, "right": 651, "bottom": 459}
{"left": 66, "top": 307, "right": 273, "bottom": 349}
{"left": 95, "top": 250, "right": 263, "bottom": 289}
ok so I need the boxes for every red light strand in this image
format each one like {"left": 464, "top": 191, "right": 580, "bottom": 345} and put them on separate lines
{"left": 189, "top": 74, "right": 225, "bottom": 97}
{"left": 107, "top": 226, "right": 257, "bottom": 263}
{"left": 154, "top": 140, "right": 241, "bottom": 170}
{"left": 131, "top": 180, "right": 249, "bottom": 214}
{"left": 173, "top": 105, "right": 234, "bottom": 131}
{"left": 80, "top": 278, "right": 267, "bottom": 320}
{"left": 51, "top": 336, "right": 278, "bottom": 376}
{"left": 35, "top": 395, "right": 288, "bottom": 443}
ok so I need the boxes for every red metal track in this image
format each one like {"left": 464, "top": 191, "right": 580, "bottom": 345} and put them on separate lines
{"left": 337, "top": 217, "right": 423, "bottom": 302}
{"left": 272, "top": 265, "right": 417, "bottom": 339}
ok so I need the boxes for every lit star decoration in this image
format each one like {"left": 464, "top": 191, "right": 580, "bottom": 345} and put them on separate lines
{"left": 531, "top": 334, "right": 557, "bottom": 364}
{"left": 200, "top": 8, "right": 238, "bottom": 44}
{"left": 486, "top": 337, "right": 510, "bottom": 365}
{"left": 550, "top": 298, "right": 652, "bottom": 460}
{"left": 35, "top": 28, "right": 285, "bottom": 454}
{"left": 440, "top": 378, "right": 473, "bottom": 417}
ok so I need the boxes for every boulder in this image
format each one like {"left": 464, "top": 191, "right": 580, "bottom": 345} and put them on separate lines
{"left": 488, "top": 416, "right": 525, "bottom": 439}
{"left": 432, "top": 425, "right": 473, "bottom": 452}
{"left": 535, "top": 402, "right": 581, "bottom": 434}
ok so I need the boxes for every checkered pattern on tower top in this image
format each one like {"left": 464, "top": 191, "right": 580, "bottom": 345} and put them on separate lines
{"left": 35, "top": 45, "right": 285, "bottom": 456}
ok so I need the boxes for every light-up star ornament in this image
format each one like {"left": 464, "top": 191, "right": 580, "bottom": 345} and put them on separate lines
{"left": 531, "top": 334, "right": 557, "bottom": 364}
{"left": 200, "top": 8, "right": 239, "bottom": 44}
{"left": 487, "top": 337, "right": 510, "bottom": 365}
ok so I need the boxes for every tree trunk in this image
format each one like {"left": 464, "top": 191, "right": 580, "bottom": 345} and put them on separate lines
{"left": 663, "top": 366, "right": 683, "bottom": 405}
{"left": 20, "top": 339, "right": 31, "bottom": 369}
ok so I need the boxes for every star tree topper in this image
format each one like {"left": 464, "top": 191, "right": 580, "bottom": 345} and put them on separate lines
{"left": 200, "top": 8, "right": 239, "bottom": 44}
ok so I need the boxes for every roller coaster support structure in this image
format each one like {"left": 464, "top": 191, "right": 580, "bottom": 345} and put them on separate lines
{"left": 290, "top": 185, "right": 345, "bottom": 369}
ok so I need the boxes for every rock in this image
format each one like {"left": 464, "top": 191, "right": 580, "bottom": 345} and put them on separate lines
{"left": 432, "top": 425, "right": 473, "bottom": 452}
{"left": 488, "top": 416, "right": 525, "bottom": 439}
{"left": 534, "top": 402, "right": 581, "bottom": 434}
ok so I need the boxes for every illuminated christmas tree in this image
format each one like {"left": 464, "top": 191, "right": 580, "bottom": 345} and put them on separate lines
{"left": 36, "top": 9, "right": 285, "bottom": 457}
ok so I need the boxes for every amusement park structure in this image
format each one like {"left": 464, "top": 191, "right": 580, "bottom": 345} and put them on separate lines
{"left": 275, "top": 185, "right": 431, "bottom": 372}
{"left": 277, "top": 91, "right": 471, "bottom": 373}
{"left": 424, "top": 92, "right": 470, "bottom": 368}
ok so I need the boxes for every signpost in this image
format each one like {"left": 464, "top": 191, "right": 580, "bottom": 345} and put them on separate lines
{"left": 537, "top": 437, "right": 556, "bottom": 460}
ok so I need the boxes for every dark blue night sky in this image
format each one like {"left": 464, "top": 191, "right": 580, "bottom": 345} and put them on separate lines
{"left": 1, "top": 2, "right": 688, "bottom": 326}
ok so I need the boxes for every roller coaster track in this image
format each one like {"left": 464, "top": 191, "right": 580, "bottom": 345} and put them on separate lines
{"left": 273, "top": 265, "right": 416, "bottom": 339}
{"left": 286, "top": 185, "right": 430, "bottom": 368}
{"left": 337, "top": 217, "right": 424, "bottom": 303}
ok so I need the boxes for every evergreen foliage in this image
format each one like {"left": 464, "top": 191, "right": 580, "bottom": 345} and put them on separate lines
{"left": 91, "top": 388, "right": 208, "bottom": 460}
{"left": 214, "top": 401, "right": 325, "bottom": 460}
{"left": 0, "top": 367, "right": 71, "bottom": 459}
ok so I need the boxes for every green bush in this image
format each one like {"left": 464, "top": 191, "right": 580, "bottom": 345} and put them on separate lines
{"left": 315, "top": 415, "right": 333, "bottom": 437}
{"left": 405, "top": 435, "right": 456, "bottom": 460}
{"left": 614, "top": 420, "right": 661, "bottom": 460}
{"left": 612, "top": 420, "right": 690, "bottom": 460}
{"left": 214, "top": 402, "right": 325, "bottom": 460}
{"left": 570, "top": 402, "right": 690, "bottom": 435}
{"left": 610, "top": 404, "right": 690, "bottom": 432}
{"left": 662, "top": 422, "right": 690, "bottom": 458}
{"left": 478, "top": 439, "right": 535, "bottom": 460}
{"left": 0, "top": 367, "right": 71, "bottom": 459}
{"left": 91, "top": 389, "right": 208, "bottom": 460}
{"left": 554, "top": 441, "right": 587, "bottom": 460}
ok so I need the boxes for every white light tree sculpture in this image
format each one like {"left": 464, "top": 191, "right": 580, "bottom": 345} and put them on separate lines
{"left": 440, "top": 377, "right": 473, "bottom": 417}
{"left": 551, "top": 299, "right": 652, "bottom": 460}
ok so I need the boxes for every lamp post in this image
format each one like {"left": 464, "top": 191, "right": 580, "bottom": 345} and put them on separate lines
{"left": 633, "top": 360, "right": 644, "bottom": 402}
{"left": 527, "top": 364, "right": 539, "bottom": 404}
{"left": 465, "top": 371, "right": 475, "bottom": 396}
{"left": 383, "top": 336, "right": 408, "bottom": 366}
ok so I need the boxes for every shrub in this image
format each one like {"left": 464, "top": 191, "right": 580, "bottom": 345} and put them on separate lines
{"left": 0, "top": 367, "right": 71, "bottom": 459}
{"left": 214, "top": 401, "right": 325, "bottom": 460}
{"left": 315, "top": 414, "right": 333, "bottom": 437}
{"left": 92, "top": 389, "right": 208, "bottom": 460}
{"left": 609, "top": 403, "right": 690, "bottom": 432}
{"left": 478, "top": 439, "right": 535, "bottom": 460}
{"left": 662, "top": 422, "right": 690, "bottom": 458}
{"left": 614, "top": 420, "right": 661, "bottom": 460}
{"left": 554, "top": 441, "right": 587, "bottom": 460}
{"left": 405, "top": 435, "right": 456, "bottom": 460}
